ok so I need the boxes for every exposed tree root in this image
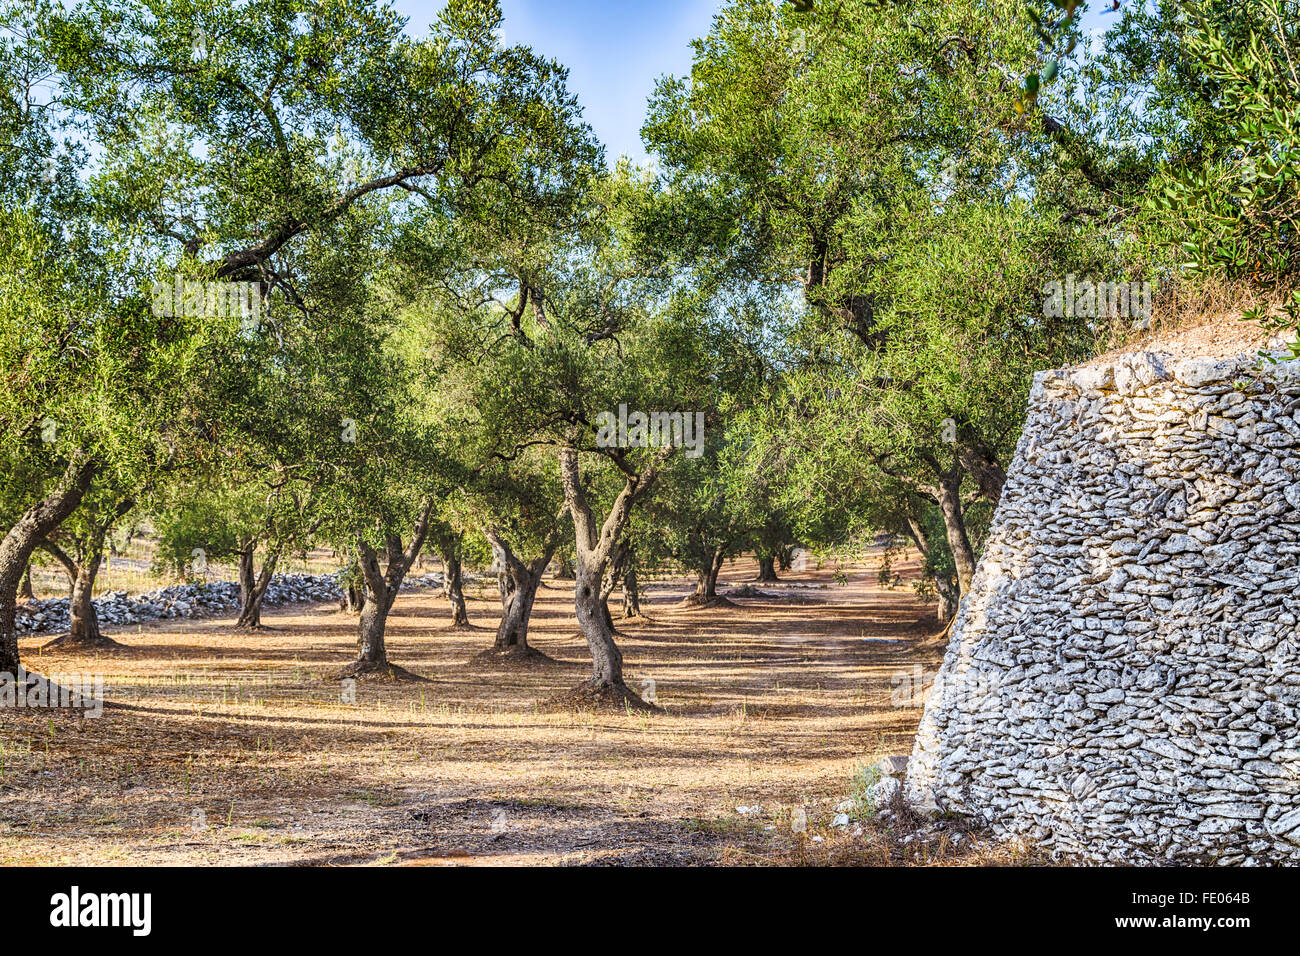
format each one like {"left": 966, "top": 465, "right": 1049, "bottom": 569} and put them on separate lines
{"left": 470, "top": 644, "right": 558, "bottom": 667}
{"left": 40, "top": 632, "right": 127, "bottom": 652}
{"left": 540, "top": 679, "right": 660, "bottom": 713}
{"left": 334, "top": 660, "right": 429, "bottom": 682}
{"left": 679, "top": 594, "right": 738, "bottom": 609}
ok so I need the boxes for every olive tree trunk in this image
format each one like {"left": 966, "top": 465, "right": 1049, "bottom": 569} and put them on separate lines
{"left": 900, "top": 463, "right": 978, "bottom": 601}
{"left": 574, "top": 561, "right": 622, "bottom": 682}
{"left": 621, "top": 564, "right": 642, "bottom": 618}
{"left": 41, "top": 505, "right": 134, "bottom": 649}
{"left": 339, "top": 501, "right": 433, "bottom": 680}
{"left": 485, "top": 535, "right": 556, "bottom": 655}
{"left": 0, "top": 454, "right": 98, "bottom": 673}
{"left": 440, "top": 545, "right": 469, "bottom": 628}
{"left": 66, "top": 551, "right": 104, "bottom": 645}
{"left": 235, "top": 547, "right": 279, "bottom": 629}
{"left": 354, "top": 573, "right": 390, "bottom": 666}
{"left": 904, "top": 509, "right": 960, "bottom": 625}
{"left": 690, "top": 547, "right": 726, "bottom": 602}
{"left": 482, "top": 505, "right": 567, "bottom": 656}
{"left": 558, "top": 444, "right": 660, "bottom": 704}
{"left": 935, "top": 473, "right": 976, "bottom": 597}
{"left": 494, "top": 572, "right": 538, "bottom": 650}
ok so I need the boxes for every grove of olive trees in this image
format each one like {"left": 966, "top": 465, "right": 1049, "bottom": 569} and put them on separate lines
{"left": 1, "top": 0, "right": 1296, "bottom": 888}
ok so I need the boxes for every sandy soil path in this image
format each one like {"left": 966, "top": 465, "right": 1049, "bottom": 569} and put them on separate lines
{"left": 0, "top": 551, "right": 952, "bottom": 866}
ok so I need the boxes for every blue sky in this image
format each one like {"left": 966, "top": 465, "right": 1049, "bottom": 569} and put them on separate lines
{"left": 392, "top": 0, "right": 721, "bottom": 167}
{"left": 390, "top": 1, "right": 1127, "bottom": 167}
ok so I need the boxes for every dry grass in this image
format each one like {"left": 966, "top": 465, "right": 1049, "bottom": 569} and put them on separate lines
{"left": 1089, "top": 274, "right": 1292, "bottom": 366}
{"left": 0, "top": 549, "right": 1022, "bottom": 867}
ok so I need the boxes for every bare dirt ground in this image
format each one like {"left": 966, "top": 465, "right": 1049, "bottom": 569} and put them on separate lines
{"left": 0, "top": 549, "right": 1028, "bottom": 866}
{"left": 1087, "top": 309, "right": 1276, "bottom": 366}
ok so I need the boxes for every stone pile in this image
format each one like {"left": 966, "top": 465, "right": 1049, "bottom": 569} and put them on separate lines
{"left": 16, "top": 570, "right": 446, "bottom": 635}
{"left": 403, "top": 573, "right": 447, "bottom": 592}
{"left": 905, "top": 350, "right": 1300, "bottom": 865}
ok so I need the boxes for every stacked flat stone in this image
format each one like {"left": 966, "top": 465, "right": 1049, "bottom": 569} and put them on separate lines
{"left": 17, "top": 571, "right": 449, "bottom": 634}
{"left": 905, "top": 349, "right": 1300, "bottom": 865}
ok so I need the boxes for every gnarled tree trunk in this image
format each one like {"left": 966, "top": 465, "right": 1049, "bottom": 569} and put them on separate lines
{"left": 935, "top": 473, "right": 976, "bottom": 597}
{"left": 338, "top": 502, "right": 433, "bottom": 681}
{"left": 621, "top": 564, "right": 642, "bottom": 618}
{"left": 354, "top": 578, "right": 389, "bottom": 666}
{"left": 349, "top": 543, "right": 398, "bottom": 674}
{"left": 904, "top": 507, "right": 960, "bottom": 626}
{"left": 42, "top": 519, "right": 129, "bottom": 650}
{"left": 689, "top": 547, "right": 726, "bottom": 603}
{"left": 574, "top": 562, "right": 623, "bottom": 685}
{"left": 899, "top": 464, "right": 978, "bottom": 602}
{"left": 494, "top": 574, "right": 537, "bottom": 651}
{"left": 235, "top": 547, "right": 278, "bottom": 629}
{"left": 482, "top": 509, "right": 566, "bottom": 658}
{"left": 0, "top": 453, "right": 98, "bottom": 673}
{"left": 557, "top": 444, "right": 659, "bottom": 708}
{"left": 756, "top": 552, "right": 778, "bottom": 582}
{"left": 486, "top": 538, "right": 554, "bottom": 657}
{"left": 66, "top": 553, "right": 104, "bottom": 645}
{"left": 441, "top": 545, "right": 469, "bottom": 628}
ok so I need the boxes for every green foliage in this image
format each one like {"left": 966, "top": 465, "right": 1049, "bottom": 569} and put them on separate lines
{"left": 1015, "top": 0, "right": 1083, "bottom": 114}
{"left": 0, "top": 203, "right": 225, "bottom": 541}
{"left": 1246, "top": 290, "right": 1300, "bottom": 361}
{"left": 848, "top": 762, "right": 883, "bottom": 820}
{"left": 643, "top": 0, "right": 1114, "bottom": 592}
{"left": 1154, "top": 0, "right": 1300, "bottom": 283}
{"left": 5, "top": 0, "right": 1299, "bottom": 660}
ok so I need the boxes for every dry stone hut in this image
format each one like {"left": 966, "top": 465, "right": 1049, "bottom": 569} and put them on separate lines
{"left": 905, "top": 349, "right": 1300, "bottom": 864}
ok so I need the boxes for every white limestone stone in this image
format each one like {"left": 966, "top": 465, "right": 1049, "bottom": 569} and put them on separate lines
{"left": 904, "top": 347, "right": 1300, "bottom": 864}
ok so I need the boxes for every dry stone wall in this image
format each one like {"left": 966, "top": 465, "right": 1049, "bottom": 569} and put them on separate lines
{"left": 904, "top": 349, "right": 1300, "bottom": 864}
